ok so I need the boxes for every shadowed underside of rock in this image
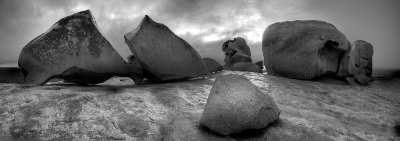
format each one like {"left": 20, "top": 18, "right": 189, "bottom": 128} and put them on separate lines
{"left": 232, "top": 62, "right": 262, "bottom": 73}
{"left": 124, "top": 15, "right": 209, "bottom": 82}
{"left": 18, "top": 10, "right": 131, "bottom": 84}
{"left": 200, "top": 74, "right": 280, "bottom": 135}
{"left": 262, "top": 20, "right": 350, "bottom": 80}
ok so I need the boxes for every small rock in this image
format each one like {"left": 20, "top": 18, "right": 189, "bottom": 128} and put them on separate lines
{"left": 203, "top": 58, "right": 223, "bottom": 73}
{"left": 254, "top": 61, "right": 264, "bottom": 70}
{"left": 124, "top": 15, "right": 209, "bottom": 82}
{"left": 262, "top": 20, "right": 349, "bottom": 80}
{"left": 232, "top": 62, "right": 262, "bottom": 73}
{"left": 200, "top": 74, "right": 280, "bottom": 135}
{"left": 222, "top": 37, "right": 252, "bottom": 70}
{"left": 350, "top": 40, "right": 374, "bottom": 85}
{"left": 18, "top": 10, "right": 131, "bottom": 84}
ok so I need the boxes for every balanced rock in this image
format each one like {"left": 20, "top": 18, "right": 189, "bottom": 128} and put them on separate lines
{"left": 255, "top": 61, "right": 264, "bottom": 70}
{"left": 232, "top": 62, "right": 262, "bottom": 73}
{"left": 262, "top": 20, "right": 350, "bottom": 80}
{"left": 203, "top": 58, "right": 223, "bottom": 73}
{"left": 124, "top": 15, "right": 209, "bottom": 82}
{"left": 222, "top": 37, "right": 252, "bottom": 70}
{"left": 350, "top": 40, "right": 374, "bottom": 84}
{"left": 18, "top": 10, "right": 131, "bottom": 84}
{"left": 0, "top": 67, "right": 26, "bottom": 84}
{"left": 200, "top": 74, "right": 280, "bottom": 135}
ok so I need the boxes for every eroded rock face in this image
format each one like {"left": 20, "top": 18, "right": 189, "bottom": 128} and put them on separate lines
{"left": 262, "top": 20, "right": 350, "bottom": 80}
{"left": 232, "top": 62, "right": 262, "bottom": 73}
{"left": 203, "top": 58, "right": 223, "bottom": 73}
{"left": 18, "top": 10, "right": 131, "bottom": 84}
{"left": 350, "top": 40, "right": 374, "bottom": 84}
{"left": 200, "top": 74, "right": 280, "bottom": 135}
{"left": 222, "top": 37, "right": 252, "bottom": 70}
{"left": 124, "top": 15, "right": 209, "bottom": 82}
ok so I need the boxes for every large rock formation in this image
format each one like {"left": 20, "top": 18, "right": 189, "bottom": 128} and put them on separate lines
{"left": 18, "top": 10, "right": 131, "bottom": 84}
{"left": 222, "top": 37, "right": 252, "bottom": 70}
{"left": 232, "top": 62, "right": 262, "bottom": 73}
{"left": 200, "top": 74, "right": 280, "bottom": 135}
{"left": 202, "top": 58, "right": 223, "bottom": 73}
{"left": 124, "top": 15, "right": 209, "bottom": 82}
{"left": 262, "top": 20, "right": 350, "bottom": 80}
{"left": 254, "top": 61, "right": 264, "bottom": 70}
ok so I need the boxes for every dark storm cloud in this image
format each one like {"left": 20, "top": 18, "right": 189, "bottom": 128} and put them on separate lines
{"left": 0, "top": 0, "right": 399, "bottom": 69}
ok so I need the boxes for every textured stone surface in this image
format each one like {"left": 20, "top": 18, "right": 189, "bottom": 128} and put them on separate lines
{"left": 202, "top": 58, "right": 223, "bottom": 73}
{"left": 18, "top": 10, "right": 131, "bottom": 84}
{"left": 262, "top": 20, "right": 350, "bottom": 80}
{"left": 200, "top": 74, "right": 279, "bottom": 135}
{"left": 0, "top": 71, "right": 399, "bottom": 140}
{"left": 124, "top": 15, "right": 208, "bottom": 82}
{"left": 222, "top": 37, "right": 252, "bottom": 70}
{"left": 351, "top": 40, "right": 374, "bottom": 85}
{"left": 232, "top": 62, "right": 262, "bottom": 73}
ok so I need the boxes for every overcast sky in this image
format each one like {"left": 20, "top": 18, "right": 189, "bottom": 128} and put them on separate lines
{"left": 0, "top": 0, "right": 399, "bottom": 69}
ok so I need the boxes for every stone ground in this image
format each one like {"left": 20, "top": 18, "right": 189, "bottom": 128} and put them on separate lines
{"left": 0, "top": 71, "right": 399, "bottom": 141}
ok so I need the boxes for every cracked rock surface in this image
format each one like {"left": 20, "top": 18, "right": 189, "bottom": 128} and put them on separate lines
{"left": 0, "top": 71, "right": 398, "bottom": 140}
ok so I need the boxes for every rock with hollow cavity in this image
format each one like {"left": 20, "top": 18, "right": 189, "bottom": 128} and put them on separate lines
{"left": 262, "top": 20, "right": 350, "bottom": 80}
{"left": 232, "top": 62, "right": 262, "bottom": 73}
{"left": 18, "top": 10, "right": 131, "bottom": 84}
{"left": 124, "top": 15, "right": 209, "bottom": 82}
{"left": 203, "top": 58, "right": 223, "bottom": 73}
{"left": 222, "top": 37, "right": 252, "bottom": 70}
{"left": 200, "top": 74, "right": 280, "bottom": 135}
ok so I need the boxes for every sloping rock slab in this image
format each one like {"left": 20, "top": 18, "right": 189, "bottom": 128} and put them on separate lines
{"left": 0, "top": 71, "right": 398, "bottom": 140}
{"left": 124, "top": 15, "right": 208, "bottom": 82}
{"left": 18, "top": 10, "right": 130, "bottom": 84}
{"left": 262, "top": 20, "right": 350, "bottom": 79}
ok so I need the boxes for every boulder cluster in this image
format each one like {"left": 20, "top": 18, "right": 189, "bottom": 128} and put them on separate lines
{"left": 262, "top": 20, "right": 374, "bottom": 85}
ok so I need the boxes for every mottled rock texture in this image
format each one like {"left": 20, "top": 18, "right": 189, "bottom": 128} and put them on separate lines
{"left": 0, "top": 71, "right": 398, "bottom": 141}
{"left": 232, "top": 62, "right": 262, "bottom": 73}
{"left": 255, "top": 61, "right": 264, "bottom": 70}
{"left": 202, "top": 58, "right": 223, "bottom": 73}
{"left": 262, "top": 20, "right": 350, "bottom": 80}
{"left": 350, "top": 40, "right": 374, "bottom": 84}
{"left": 200, "top": 74, "right": 279, "bottom": 135}
{"left": 222, "top": 37, "right": 252, "bottom": 70}
{"left": 124, "top": 15, "right": 208, "bottom": 82}
{"left": 18, "top": 10, "right": 131, "bottom": 84}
